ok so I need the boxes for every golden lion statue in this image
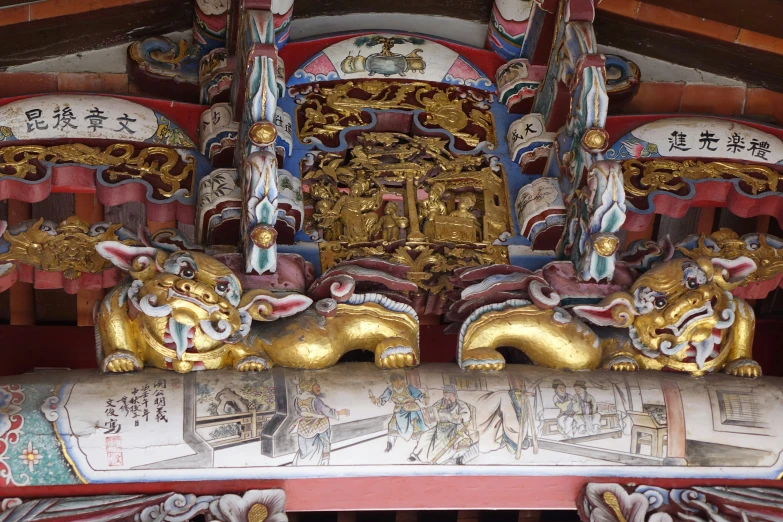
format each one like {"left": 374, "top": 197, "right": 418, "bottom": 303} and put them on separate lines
{"left": 95, "top": 243, "right": 420, "bottom": 373}
{"left": 573, "top": 256, "right": 760, "bottom": 377}
{"left": 95, "top": 242, "right": 312, "bottom": 373}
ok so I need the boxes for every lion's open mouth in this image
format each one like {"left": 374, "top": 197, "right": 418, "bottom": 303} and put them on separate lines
{"left": 656, "top": 298, "right": 714, "bottom": 337}
{"left": 162, "top": 318, "right": 197, "bottom": 356}
{"left": 680, "top": 329, "right": 723, "bottom": 365}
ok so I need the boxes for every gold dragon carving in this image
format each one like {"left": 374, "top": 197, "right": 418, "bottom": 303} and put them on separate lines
{"left": 677, "top": 228, "right": 783, "bottom": 285}
{"left": 95, "top": 242, "right": 419, "bottom": 372}
{"left": 458, "top": 256, "right": 760, "bottom": 377}
{"left": 296, "top": 81, "right": 496, "bottom": 149}
{"left": 573, "top": 256, "right": 760, "bottom": 377}
{"left": 0, "top": 217, "right": 136, "bottom": 279}
{"left": 0, "top": 143, "right": 194, "bottom": 198}
{"left": 622, "top": 158, "right": 781, "bottom": 198}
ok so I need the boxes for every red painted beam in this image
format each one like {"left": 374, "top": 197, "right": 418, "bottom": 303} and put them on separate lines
{"left": 2, "top": 476, "right": 783, "bottom": 512}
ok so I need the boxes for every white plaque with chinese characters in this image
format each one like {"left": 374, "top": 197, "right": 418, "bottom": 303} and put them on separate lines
{"left": 0, "top": 95, "right": 161, "bottom": 143}
{"left": 628, "top": 117, "right": 783, "bottom": 164}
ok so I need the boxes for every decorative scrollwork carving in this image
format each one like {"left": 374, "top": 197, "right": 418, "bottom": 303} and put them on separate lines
{"left": 0, "top": 143, "right": 195, "bottom": 199}
{"left": 622, "top": 158, "right": 781, "bottom": 199}
{"left": 0, "top": 217, "right": 136, "bottom": 280}
{"left": 295, "top": 81, "right": 496, "bottom": 150}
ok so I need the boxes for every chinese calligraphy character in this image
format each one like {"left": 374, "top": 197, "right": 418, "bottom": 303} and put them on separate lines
{"left": 118, "top": 396, "right": 129, "bottom": 417}
{"left": 104, "top": 418, "right": 121, "bottom": 434}
{"left": 84, "top": 107, "right": 108, "bottom": 131}
{"left": 748, "top": 138, "right": 771, "bottom": 160}
{"left": 510, "top": 130, "right": 521, "bottom": 143}
{"left": 154, "top": 390, "right": 168, "bottom": 423}
{"left": 115, "top": 113, "right": 137, "bottom": 134}
{"left": 524, "top": 122, "right": 537, "bottom": 136}
{"left": 25, "top": 109, "right": 48, "bottom": 132}
{"left": 726, "top": 132, "right": 746, "bottom": 154}
{"left": 105, "top": 399, "right": 121, "bottom": 433}
{"left": 698, "top": 130, "right": 719, "bottom": 152}
{"left": 53, "top": 106, "right": 78, "bottom": 130}
{"left": 105, "top": 399, "right": 118, "bottom": 417}
{"left": 668, "top": 130, "right": 690, "bottom": 151}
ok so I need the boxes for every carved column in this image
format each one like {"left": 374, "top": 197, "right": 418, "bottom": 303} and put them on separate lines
{"left": 235, "top": 10, "right": 281, "bottom": 274}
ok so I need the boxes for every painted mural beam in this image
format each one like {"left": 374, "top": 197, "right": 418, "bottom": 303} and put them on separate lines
{"left": 1, "top": 363, "right": 783, "bottom": 498}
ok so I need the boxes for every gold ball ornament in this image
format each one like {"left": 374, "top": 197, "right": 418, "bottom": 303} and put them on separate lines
{"left": 582, "top": 128, "right": 609, "bottom": 152}
{"left": 248, "top": 504, "right": 269, "bottom": 522}
{"left": 248, "top": 122, "right": 277, "bottom": 147}
{"left": 251, "top": 226, "right": 277, "bottom": 249}
{"left": 593, "top": 234, "right": 619, "bottom": 256}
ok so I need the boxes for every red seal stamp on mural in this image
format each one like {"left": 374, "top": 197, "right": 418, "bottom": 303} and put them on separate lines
{"left": 105, "top": 435, "right": 123, "bottom": 467}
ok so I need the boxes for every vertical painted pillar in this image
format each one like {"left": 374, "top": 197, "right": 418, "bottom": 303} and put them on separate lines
{"left": 235, "top": 10, "right": 281, "bottom": 275}
{"left": 486, "top": 0, "right": 535, "bottom": 61}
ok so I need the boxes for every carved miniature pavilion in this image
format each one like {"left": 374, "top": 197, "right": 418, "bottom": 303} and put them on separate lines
{"left": 2, "top": 0, "right": 783, "bottom": 520}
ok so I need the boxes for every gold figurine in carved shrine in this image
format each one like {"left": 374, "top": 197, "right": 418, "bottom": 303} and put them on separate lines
{"left": 313, "top": 177, "right": 386, "bottom": 242}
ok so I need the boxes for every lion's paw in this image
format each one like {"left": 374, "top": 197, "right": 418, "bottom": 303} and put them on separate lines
{"left": 377, "top": 346, "right": 417, "bottom": 369}
{"left": 102, "top": 351, "right": 142, "bottom": 373}
{"left": 461, "top": 348, "right": 506, "bottom": 371}
{"left": 606, "top": 356, "right": 639, "bottom": 372}
{"left": 725, "top": 358, "right": 761, "bottom": 378}
{"left": 235, "top": 356, "right": 272, "bottom": 372}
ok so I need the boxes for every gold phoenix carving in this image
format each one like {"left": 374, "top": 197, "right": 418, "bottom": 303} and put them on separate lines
{"left": 622, "top": 158, "right": 781, "bottom": 199}
{"left": 0, "top": 217, "right": 136, "bottom": 279}
{"left": 678, "top": 228, "right": 783, "bottom": 285}
{"left": 296, "top": 81, "right": 496, "bottom": 149}
{"left": 0, "top": 143, "right": 195, "bottom": 198}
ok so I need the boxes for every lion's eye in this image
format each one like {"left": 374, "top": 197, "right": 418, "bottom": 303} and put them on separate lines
{"left": 216, "top": 282, "right": 228, "bottom": 294}
{"left": 180, "top": 266, "right": 195, "bottom": 279}
{"left": 654, "top": 297, "right": 667, "bottom": 309}
{"left": 686, "top": 277, "right": 699, "bottom": 290}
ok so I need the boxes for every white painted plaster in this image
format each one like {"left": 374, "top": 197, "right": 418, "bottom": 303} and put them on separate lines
{"left": 290, "top": 14, "right": 489, "bottom": 48}
{"left": 7, "top": 30, "right": 192, "bottom": 74}
{"left": 599, "top": 44, "right": 746, "bottom": 87}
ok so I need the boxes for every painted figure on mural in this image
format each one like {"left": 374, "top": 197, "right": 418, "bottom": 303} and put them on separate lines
{"left": 369, "top": 373, "right": 428, "bottom": 452}
{"left": 572, "top": 381, "right": 602, "bottom": 436}
{"left": 476, "top": 377, "right": 541, "bottom": 456}
{"left": 553, "top": 379, "right": 577, "bottom": 438}
{"left": 290, "top": 378, "right": 350, "bottom": 466}
{"left": 409, "top": 385, "right": 475, "bottom": 465}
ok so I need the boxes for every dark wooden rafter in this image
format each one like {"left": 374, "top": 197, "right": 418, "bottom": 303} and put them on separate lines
{"left": 293, "top": 0, "right": 493, "bottom": 21}
{"left": 595, "top": 11, "right": 783, "bottom": 92}
{"left": 643, "top": 0, "right": 783, "bottom": 40}
{"left": 0, "top": 0, "right": 193, "bottom": 69}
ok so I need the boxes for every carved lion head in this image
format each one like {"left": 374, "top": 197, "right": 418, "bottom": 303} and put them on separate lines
{"left": 96, "top": 242, "right": 311, "bottom": 360}
{"left": 574, "top": 256, "right": 756, "bottom": 370}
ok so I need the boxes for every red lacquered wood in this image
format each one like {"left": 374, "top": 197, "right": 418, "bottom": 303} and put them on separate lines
{"left": 3, "top": 476, "right": 783, "bottom": 512}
